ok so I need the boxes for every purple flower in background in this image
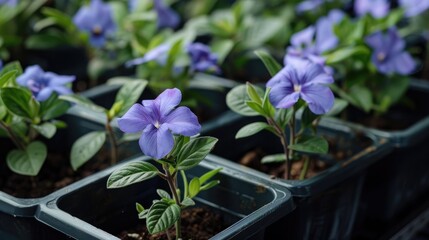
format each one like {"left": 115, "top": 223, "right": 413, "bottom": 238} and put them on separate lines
{"left": 0, "top": 0, "right": 17, "bottom": 7}
{"left": 17, "top": 65, "right": 75, "bottom": 101}
{"left": 365, "top": 28, "right": 416, "bottom": 75}
{"left": 354, "top": 0, "right": 389, "bottom": 18}
{"left": 399, "top": 0, "right": 429, "bottom": 17}
{"left": 118, "top": 88, "right": 201, "bottom": 159}
{"left": 267, "top": 59, "right": 334, "bottom": 115}
{"left": 285, "top": 10, "right": 344, "bottom": 74}
{"left": 73, "top": 0, "right": 116, "bottom": 48}
{"left": 187, "top": 43, "right": 220, "bottom": 74}
{"left": 154, "top": 0, "right": 180, "bottom": 29}
{"left": 125, "top": 44, "right": 170, "bottom": 67}
{"left": 296, "top": 0, "right": 332, "bottom": 13}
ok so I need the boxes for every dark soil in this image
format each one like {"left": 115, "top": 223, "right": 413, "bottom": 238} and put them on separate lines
{"left": 0, "top": 149, "right": 112, "bottom": 198}
{"left": 118, "top": 207, "right": 227, "bottom": 240}
{"left": 239, "top": 136, "right": 368, "bottom": 180}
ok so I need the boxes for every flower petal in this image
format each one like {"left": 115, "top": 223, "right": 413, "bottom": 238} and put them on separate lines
{"left": 269, "top": 82, "right": 298, "bottom": 109}
{"left": 36, "top": 88, "right": 54, "bottom": 102}
{"left": 301, "top": 84, "right": 334, "bottom": 114}
{"left": 117, "top": 104, "right": 152, "bottom": 133}
{"left": 139, "top": 124, "right": 174, "bottom": 159}
{"left": 391, "top": 52, "right": 416, "bottom": 75}
{"left": 45, "top": 72, "right": 76, "bottom": 85}
{"left": 156, "top": 88, "right": 182, "bottom": 116}
{"left": 163, "top": 106, "right": 201, "bottom": 136}
{"left": 267, "top": 65, "right": 297, "bottom": 88}
{"left": 16, "top": 65, "right": 44, "bottom": 86}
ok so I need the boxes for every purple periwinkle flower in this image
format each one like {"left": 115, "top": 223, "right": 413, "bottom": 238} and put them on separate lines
{"left": 187, "top": 43, "right": 220, "bottom": 74}
{"left": 17, "top": 65, "right": 75, "bottom": 102}
{"left": 154, "top": 0, "right": 180, "bottom": 29}
{"left": 73, "top": 0, "right": 116, "bottom": 48}
{"left": 365, "top": 28, "right": 416, "bottom": 75}
{"left": 354, "top": 0, "right": 390, "bottom": 19}
{"left": 267, "top": 59, "right": 334, "bottom": 115}
{"left": 399, "top": 0, "right": 429, "bottom": 17}
{"left": 117, "top": 88, "right": 201, "bottom": 159}
{"left": 125, "top": 44, "right": 170, "bottom": 67}
{"left": 0, "top": 0, "right": 17, "bottom": 7}
{"left": 285, "top": 10, "right": 343, "bottom": 74}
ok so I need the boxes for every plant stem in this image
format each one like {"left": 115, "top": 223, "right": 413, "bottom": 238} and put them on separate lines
{"left": 287, "top": 107, "right": 297, "bottom": 179}
{"left": 164, "top": 166, "right": 182, "bottom": 240}
{"left": 105, "top": 122, "right": 118, "bottom": 165}
{"left": 0, "top": 121, "right": 25, "bottom": 150}
{"left": 267, "top": 117, "right": 291, "bottom": 180}
{"left": 299, "top": 156, "right": 310, "bottom": 180}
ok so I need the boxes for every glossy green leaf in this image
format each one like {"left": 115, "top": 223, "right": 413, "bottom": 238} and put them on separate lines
{"left": 146, "top": 201, "right": 180, "bottom": 234}
{"left": 301, "top": 107, "right": 319, "bottom": 128}
{"left": 1, "top": 87, "right": 33, "bottom": 119}
{"left": 59, "top": 94, "right": 106, "bottom": 113}
{"left": 235, "top": 122, "right": 270, "bottom": 139}
{"left": 199, "top": 168, "right": 222, "bottom": 185}
{"left": 176, "top": 137, "right": 218, "bottom": 170}
{"left": 289, "top": 136, "right": 329, "bottom": 154}
{"left": 7, "top": 141, "right": 47, "bottom": 176}
{"left": 242, "top": 17, "right": 284, "bottom": 48}
{"left": 0, "top": 105, "right": 6, "bottom": 120}
{"left": 246, "top": 101, "right": 265, "bottom": 116}
{"left": 181, "top": 197, "right": 195, "bottom": 207}
{"left": 262, "top": 88, "right": 275, "bottom": 118}
{"left": 254, "top": 50, "right": 282, "bottom": 76}
{"left": 0, "top": 61, "right": 22, "bottom": 77}
{"left": 246, "top": 82, "right": 262, "bottom": 105}
{"left": 169, "top": 135, "right": 190, "bottom": 158}
{"left": 32, "top": 122, "right": 56, "bottom": 139}
{"left": 107, "top": 161, "right": 159, "bottom": 188}
{"left": 188, "top": 177, "right": 200, "bottom": 198}
{"left": 275, "top": 108, "right": 293, "bottom": 128}
{"left": 199, "top": 180, "right": 220, "bottom": 191}
{"left": 114, "top": 79, "right": 148, "bottom": 116}
{"left": 0, "top": 70, "right": 18, "bottom": 87}
{"left": 261, "top": 154, "right": 286, "bottom": 164}
{"left": 71, "top": 131, "right": 106, "bottom": 170}
{"left": 40, "top": 93, "right": 70, "bottom": 120}
{"left": 157, "top": 189, "right": 171, "bottom": 199}
{"left": 349, "top": 85, "right": 373, "bottom": 113}
{"left": 226, "top": 84, "right": 262, "bottom": 116}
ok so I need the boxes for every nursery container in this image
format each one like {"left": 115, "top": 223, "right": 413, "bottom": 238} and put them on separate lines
{"left": 36, "top": 154, "right": 294, "bottom": 240}
{"left": 0, "top": 105, "right": 139, "bottom": 239}
{"left": 322, "top": 79, "right": 429, "bottom": 237}
{"left": 202, "top": 111, "right": 392, "bottom": 240}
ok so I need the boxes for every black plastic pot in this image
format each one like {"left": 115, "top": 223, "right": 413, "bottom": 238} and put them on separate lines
{"left": 201, "top": 111, "right": 392, "bottom": 240}
{"left": 322, "top": 79, "right": 429, "bottom": 237}
{"left": 36, "top": 154, "right": 294, "bottom": 239}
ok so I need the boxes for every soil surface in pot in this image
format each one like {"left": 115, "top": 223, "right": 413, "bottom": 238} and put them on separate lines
{"left": 239, "top": 136, "right": 370, "bottom": 180}
{"left": 0, "top": 148, "right": 130, "bottom": 198}
{"left": 118, "top": 207, "right": 227, "bottom": 240}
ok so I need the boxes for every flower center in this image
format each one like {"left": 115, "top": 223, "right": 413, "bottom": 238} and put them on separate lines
{"left": 294, "top": 84, "right": 302, "bottom": 93}
{"left": 28, "top": 78, "right": 48, "bottom": 94}
{"left": 154, "top": 121, "right": 161, "bottom": 129}
{"left": 92, "top": 25, "right": 103, "bottom": 36}
{"left": 377, "top": 52, "right": 386, "bottom": 62}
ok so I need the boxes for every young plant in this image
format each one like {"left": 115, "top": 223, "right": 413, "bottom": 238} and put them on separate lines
{"left": 226, "top": 55, "right": 345, "bottom": 180}
{"left": 0, "top": 62, "right": 73, "bottom": 176}
{"left": 107, "top": 88, "right": 220, "bottom": 239}
{"left": 59, "top": 78, "right": 147, "bottom": 170}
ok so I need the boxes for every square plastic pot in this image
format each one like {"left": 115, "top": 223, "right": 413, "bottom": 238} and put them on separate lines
{"left": 201, "top": 111, "right": 392, "bottom": 240}
{"left": 322, "top": 79, "right": 429, "bottom": 235}
{"left": 36, "top": 154, "right": 294, "bottom": 240}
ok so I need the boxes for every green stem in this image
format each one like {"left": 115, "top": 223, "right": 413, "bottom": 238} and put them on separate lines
{"left": 164, "top": 166, "right": 182, "bottom": 240}
{"left": 267, "top": 117, "right": 291, "bottom": 180}
{"left": 180, "top": 170, "right": 188, "bottom": 199}
{"left": 0, "top": 121, "right": 25, "bottom": 150}
{"left": 287, "top": 107, "right": 297, "bottom": 179}
{"left": 105, "top": 122, "right": 118, "bottom": 165}
{"left": 299, "top": 156, "right": 310, "bottom": 180}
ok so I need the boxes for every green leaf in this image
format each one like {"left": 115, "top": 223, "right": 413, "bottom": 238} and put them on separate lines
{"left": 200, "top": 180, "right": 220, "bottom": 191}
{"left": 262, "top": 88, "right": 275, "bottom": 118}
{"left": 0, "top": 61, "right": 22, "bottom": 76}
{"left": 226, "top": 85, "right": 263, "bottom": 116}
{"left": 146, "top": 201, "right": 180, "bottom": 234}
{"left": 254, "top": 50, "right": 282, "bottom": 76}
{"left": 199, "top": 168, "right": 222, "bottom": 185}
{"left": 235, "top": 122, "right": 270, "bottom": 139}
{"left": 301, "top": 107, "right": 319, "bottom": 128}
{"left": 1, "top": 87, "right": 33, "bottom": 119}
{"left": 136, "top": 202, "right": 145, "bottom": 213}
{"left": 246, "top": 101, "right": 265, "bottom": 116}
{"left": 157, "top": 189, "right": 171, "bottom": 199}
{"left": 275, "top": 108, "right": 293, "bottom": 128}
{"left": 261, "top": 154, "right": 286, "bottom": 164}
{"left": 107, "top": 161, "right": 159, "bottom": 188}
{"left": 377, "top": 75, "right": 409, "bottom": 112}
{"left": 59, "top": 94, "right": 106, "bottom": 113}
{"left": 181, "top": 197, "right": 195, "bottom": 207}
{"left": 6, "top": 141, "right": 47, "bottom": 176}
{"left": 349, "top": 85, "right": 373, "bottom": 112}
{"left": 210, "top": 39, "right": 234, "bottom": 64}
{"left": 71, "top": 131, "right": 106, "bottom": 170}
{"left": 326, "top": 98, "right": 348, "bottom": 116}
{"left": 188, "top": 177, "right": 200, "bottom": 198}
{"left": 246, "top": 82, "right": 263, "bottom": 105}
{"left": 114, "top": 79, "right": 148, "bottom": 116}
{"left": 176, "top": 137, "right": 218, "bottom": 170}
{"left": 0, "top": 105, "right": 6, "bottom": 120}
{"left": 242, "top": 17, "right": 284, "bottom": 48}
{"left": 325, "top": 46, "right": 370, "bottom": 65}
{"left": 40, "top": 93, "right": 70, "bottom": 120}
{"left": 0, "top": 70, "right": 18, "bottom": 87}
{"left": 32, "top": 122, "right": 56, "bottom": 139}
{"left": 289, "top": 136, "right": 329, "bottom": 154}
{"left": 169, "top": 135, "right": 190, "bottom": 158}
